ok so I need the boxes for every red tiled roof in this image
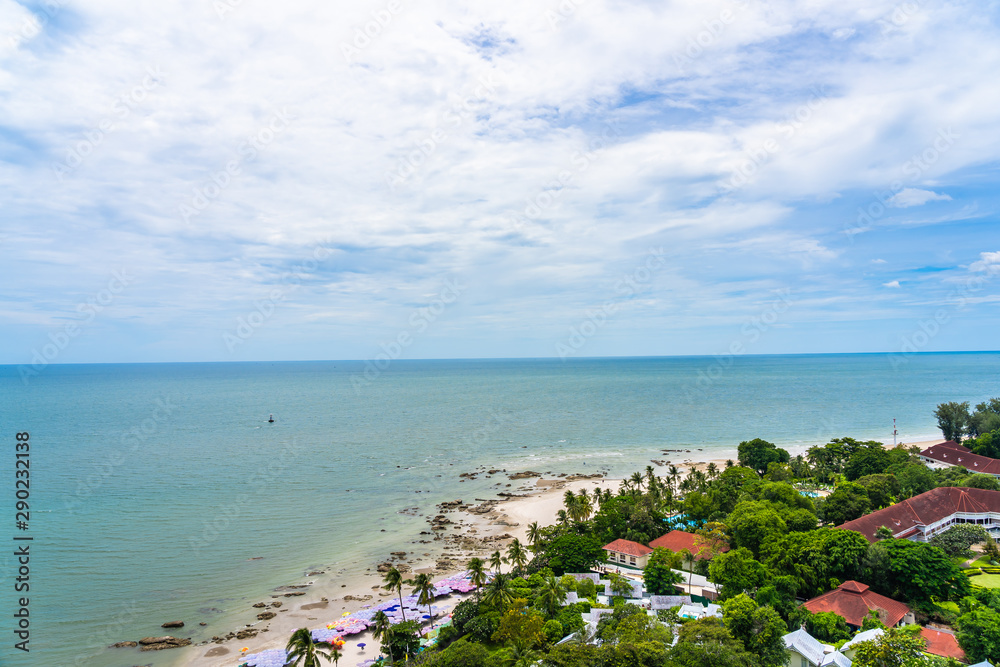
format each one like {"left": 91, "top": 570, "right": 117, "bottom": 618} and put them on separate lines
{"left": 647, "top": 530, "right": 729, "bottom": 559}
{"left": 802, "top": 580, "right": 910, "bottom": 628}
{"left": 921, "top": 441, "right": 1000, "bottom": 475}
{"left": 920, "top": 627, "right": 965, "bottom": 660}
{"left": 838, "top": 486, "right": 1000, "bottom": 542}
{"left": 603, "top": 539, "right": 653, "bottom": 557}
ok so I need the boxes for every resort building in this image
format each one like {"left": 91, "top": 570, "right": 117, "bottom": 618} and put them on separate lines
{"left": 919, "top": 627, "right": 965, "bottom": 662}
{"left": 602, "top": 539, "right": 652, "bottom": 569}
{"left": 648, "top": 529, "right": 729, "bottom": 559}
{"left": 838, "top": 486, "right": 1000, "bottom": 542}
{"left": 782, "top": 628, "right": 851, "bottom": 667}
{"left": 919, "top": 440, "right": 1000, "bottom": 477}
{"left": 801, "top": 581, "right": 912, "bottom": 629}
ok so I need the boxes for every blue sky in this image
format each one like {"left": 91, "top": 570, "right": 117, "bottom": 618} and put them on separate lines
{"left": 2, "top": 0, "right": 999, "bottom": 364}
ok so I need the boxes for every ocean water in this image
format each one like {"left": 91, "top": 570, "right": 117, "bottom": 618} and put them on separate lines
{"left": 1, "top": 353, "right": 998, "bottom": 666}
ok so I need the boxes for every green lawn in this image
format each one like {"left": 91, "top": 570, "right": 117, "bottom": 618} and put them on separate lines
{"left": 973, "top": 574, "right": 1000, "bottom": 588}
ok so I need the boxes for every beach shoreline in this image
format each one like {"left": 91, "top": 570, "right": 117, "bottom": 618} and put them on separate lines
{"left": 171, "top": 436, "right": 944, "bottom": 667}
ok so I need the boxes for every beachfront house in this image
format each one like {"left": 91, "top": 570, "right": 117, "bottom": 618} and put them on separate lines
{"left": 919, "top": 627, "right": 965, "bottom": 662}
{"left": 919, "top": 441, "right": 1000, "bottom": 478}
{"left": 802, "top": 581, "right": 913, "bottom": 630}
{"left": 602, "top": 538, "right": 652, "bottom": 569}
{"left": 648, "top": 529, "right": 729, "bottom": 559}
{"left": 838, "top": 486, "right": 1000, "bottom": 542}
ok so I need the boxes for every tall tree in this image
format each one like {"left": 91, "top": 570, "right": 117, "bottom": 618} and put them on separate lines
{"left": 490, "top": 549, "right": 505, "bottom": 575}
{"left": 526, "top": 522, "right": 542, "bottom": 553}
{"left": 285, "top": 628, "right": 335, "bottom": 667}
{"left": 467, "top": 557, "right": 487, "bottom": 602}
{"left": 737, "top": 438, "right": 790, "bottom": 476}
{"left": 370, "top": 611, "right": 394, "bottom": 664}
{"left": 482, "top": 572, "right": 514, "bottom": 609}
{"left": 936, "top": 401, "right": 972, "bottom": 443}
{"left": 721, "top": 594, "right": 789, "bottom": 667}
{"left": 412, "top": 572, "right": 436, "bottom": 621}
{"left": 506, "top": 538, "right": 528, "bottom": 575}
{"left": 536, "top": 575, "right": 567, "bottom": 617}
{"left": 382, "top": 566, "right": 407, "bottom": 622}
{"left": 644, "top": 547, "right": 683, "bottom": 595}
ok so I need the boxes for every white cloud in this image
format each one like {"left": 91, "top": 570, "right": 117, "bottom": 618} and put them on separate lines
{"left": 970, "top": 252, "right": 1000, "bottom": 273}
{"left": 871, "top": 258, "right": 887, "bottom": 264}
{"left": 883, "top": 280, "right": 900, "bottom": 288}
{"left": 888, "top": 188, "right": 952, "bottom": 208}
{"left": 2, "top": 0, "right": 1000, "bottom": 360}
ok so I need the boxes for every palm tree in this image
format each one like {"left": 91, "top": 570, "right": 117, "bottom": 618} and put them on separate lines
{"left": 706, "top": 462, "right": 718, "bottom": 479}
{"left": 526, "top": 521, "right": 542, "bottom": 553}
{"left": 285, "top": 628, "right": 335, "bottom": 667}
{"left": 482, "top": 572, "right": 513, "bottom": 609}
{"left": 382, "top": 566, "right": 407, "bottom": 622}
{"left": 556, "top": 509, "right": 569, "bottom": 526}
{"left": 629, "top": 472, "right": 644, "bottom": 494}
{"left": 501, "top": 643, "right": 538, "bottom": 666}
{"left": 490, "top": 549, "right": 505, "bottom": 575}
{"left": 536, "top": 574, "right": 566, "bottom": 617}
{"left": 668, "top": 465, "right": 679, "bottom": 493}
{"left": 575, "top": 489, "right": 593, "bottom": 521}
{"left": 506, "top": 538, "right": 528, "bottom": 575}
{"left": 412, "top": 572, "right": 436, "bottom": 621}
{"left": 468, "top": 557, "right": 487, "bottom": 601}
{"left": 370, "top": 611, "right": 394, "bottom": 664}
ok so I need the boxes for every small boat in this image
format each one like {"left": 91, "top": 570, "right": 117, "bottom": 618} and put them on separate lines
{"left": 268, "top": 414, "right": 274, "bottom": 423}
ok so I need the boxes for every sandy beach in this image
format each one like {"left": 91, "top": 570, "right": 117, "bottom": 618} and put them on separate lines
{"left": 170, "top": 439, "right": 943, "bottom": 667}
{"left": 174, "top": 472, "right": 624, "bottom": 667}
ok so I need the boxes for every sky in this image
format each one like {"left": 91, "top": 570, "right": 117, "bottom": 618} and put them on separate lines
{"left": 1, "top": 0, "right": 999, "bottom": 364}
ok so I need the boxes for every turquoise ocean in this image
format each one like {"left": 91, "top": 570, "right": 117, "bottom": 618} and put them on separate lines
{"left": 1, "top": 353, "right": 998, "bottom": 666}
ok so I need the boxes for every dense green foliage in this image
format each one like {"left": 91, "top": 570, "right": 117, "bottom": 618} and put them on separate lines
{"left": 359, "top": 410, "right": 1000, "bottom": 666}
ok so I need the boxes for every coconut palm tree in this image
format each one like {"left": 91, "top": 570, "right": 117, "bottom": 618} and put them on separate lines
{"left": 468, "top": 557, "right": 487, "bottom": 601}
{"left": 506, "top": 538, "right": 528, "bottom": 575}
{"left": 706, "top": 462, "right": 718, "bottom": 479}
{"left": 536, "top": 574, "right": 566, "bottom": 617}
{"left": 668, "top": 464, "right": 679, "bottom": 493}
{"left": 412, "top": 572, "right": 436, "bottom": 621}
{"left": 490, "top": 549, "right": 505, "bottom": 575}
{"left": 575, "top": 489, "right": 593, "bottom": 521}
{"left": 285, "top": 628, "right": 335, "bottom": 667}
{"left": 370, "top": 611, "right": 394, "bottom": 664}
{"left": 629, "top": 472, "right": 644, "bottom": 494}
{"left": 556, "top": 509, "right": 569, "bottom": 526}
{"left": 482, "top": 572, "right": 513, "bottom": 609}
{"left": 382, "top": 566, "right": 407, "bottom": 622}
{"left": 526, "top": 521, "right": 542, "bottom": 553}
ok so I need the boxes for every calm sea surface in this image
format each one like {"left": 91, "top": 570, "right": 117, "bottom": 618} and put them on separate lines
{"left": 1, "top": 353, "right": 997, "bottom": 666}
